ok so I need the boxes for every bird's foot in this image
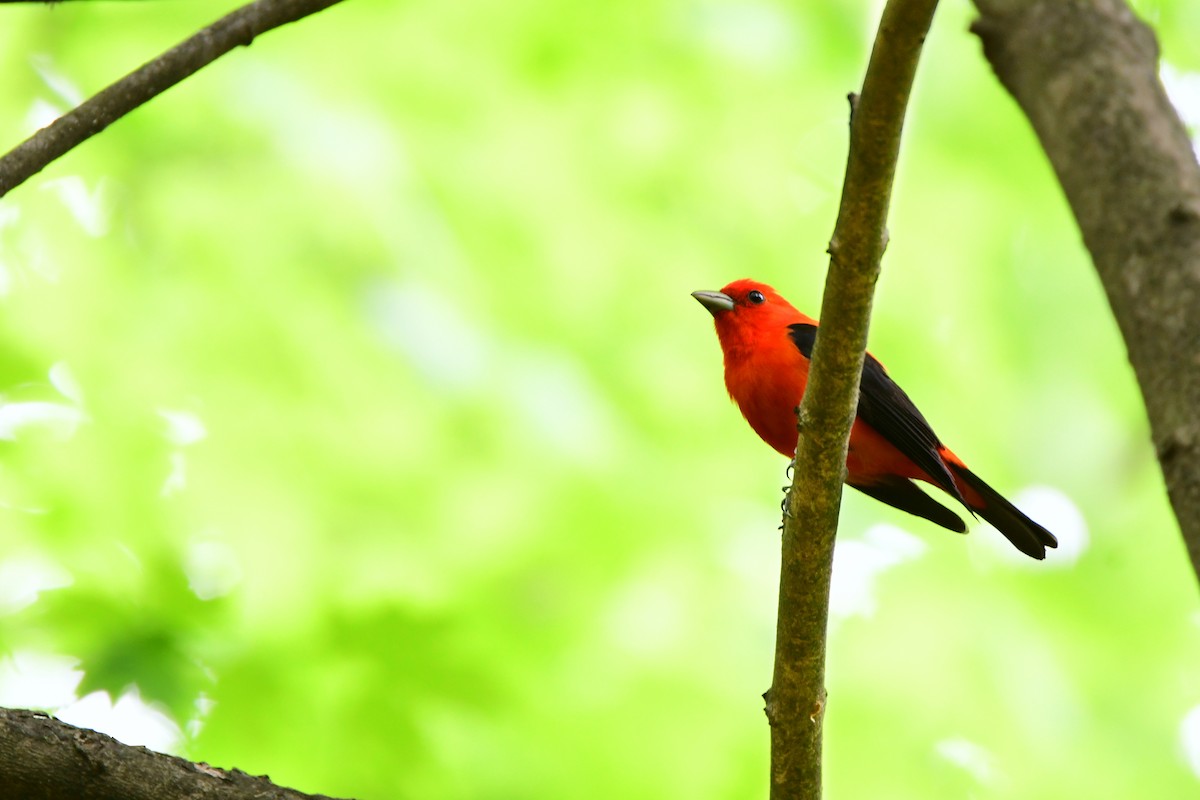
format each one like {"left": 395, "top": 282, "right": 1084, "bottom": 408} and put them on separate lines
{"left": 779, "top": 486, "right": 794, "bottom": 527}
{"left": 779, "top": 458, "right": 798, "bottom": 524}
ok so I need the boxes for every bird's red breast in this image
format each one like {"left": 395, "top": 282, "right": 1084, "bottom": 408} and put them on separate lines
{"left": 692, "top": 278, "right": 1059, "bottom": 559}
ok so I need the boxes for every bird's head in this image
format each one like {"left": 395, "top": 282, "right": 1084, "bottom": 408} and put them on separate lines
{"left": 692, "top": 279, "right": 804, "bottom": 352}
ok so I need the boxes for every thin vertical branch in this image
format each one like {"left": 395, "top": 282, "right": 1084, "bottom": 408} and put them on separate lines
{"left": 766, "top": 1, "right": 940, "bottom": 797}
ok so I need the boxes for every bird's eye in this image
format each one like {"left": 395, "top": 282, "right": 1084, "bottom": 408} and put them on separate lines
{"left": 748, "top": 290, "right": 765, "bottom": 305}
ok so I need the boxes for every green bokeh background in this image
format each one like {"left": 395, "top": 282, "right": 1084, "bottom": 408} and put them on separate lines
{"left": 2, "top": 1, "right": 1199, "bottom": 798}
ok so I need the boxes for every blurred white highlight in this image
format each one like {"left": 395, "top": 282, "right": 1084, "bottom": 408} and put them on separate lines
{"left": 49, "top": 361, "right": 84, "bottom": 406}
{"left": 0, "top": 363, "right": 88, "bottom": 441}
{"left": 980, "top": 485, "right": 1088, "bottom": 567}
{"left": 1180, "top": 704, "right": 1200, "bottom": 778}
{"left": 0, "top": 651, "right": 185, "bottom": 753}
{"left": 935, "top": 737, "right": 997, "bottom": 786}
{"left": 57, "top": 689, "right": 183, "bottom": 753}
{"left": 31, "top": 54, "right": 84, "bottom": 107}
{"left": 187, "top": 692, "right": 217, "bottom": 738}
{"left": 0, "top": 205, "right": 17, "bottom": 297}
{"left": 830, "top": 524, "right": 926, "bottom": 620}
{"left": 25, "top": 97, "right": 61, "bottom": 132}
{"left": 161, "top": 452, "right": 188, "bottom": 497}
{"left": 0, "top": 651, "right": 82, "bottom": 708}
{"left": 41, "top": 177, "right": 109, "bottom": 237}
{"left": 159, "top": 409, "right": 207, "bottom": 447}
{"left": 1162, "top": 63, "right": 1200, "bottom": 157}
{"left": 0, "top": 400, "right": 85, "bottom": 441}
{"left": 184, "top": 539, "right": 243, "bottom": 600}
{"left": 159, "top": 409, "right": 207, "bottom": 495}
{"left": 0, "top": 553, "right": 72, "bottom": 613}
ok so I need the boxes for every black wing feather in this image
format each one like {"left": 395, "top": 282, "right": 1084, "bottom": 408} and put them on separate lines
{"left": 787, "top": 323, "right": 966, "bottom": 507}
{"left": 854, "top": 477, "right": 967, "bottom": 533}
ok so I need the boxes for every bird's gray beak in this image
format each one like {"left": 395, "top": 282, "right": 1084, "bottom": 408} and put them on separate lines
{"left": 691, "top": 290, "right": 735, "bottom": 316}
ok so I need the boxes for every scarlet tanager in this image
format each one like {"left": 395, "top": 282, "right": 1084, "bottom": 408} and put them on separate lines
{"left": 693, "top": 279, "right": 1058, "bottom": 559}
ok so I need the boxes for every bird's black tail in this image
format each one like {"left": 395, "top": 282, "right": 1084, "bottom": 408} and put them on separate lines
{"left": 949, "top": 464, "right": 1058, "bottom": 560}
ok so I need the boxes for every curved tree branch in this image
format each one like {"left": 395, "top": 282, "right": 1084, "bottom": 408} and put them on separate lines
{"left": 766, "top": 0, "right": 940, "bottom": 797}
{"left": 0, "top": 0, "right": 346, "bottom": 199}
{"left": 0, "top": 707, "right": 352, "bottom": 800}
{"left": 971, "top": 0, "right": 1200, "bottom": 585}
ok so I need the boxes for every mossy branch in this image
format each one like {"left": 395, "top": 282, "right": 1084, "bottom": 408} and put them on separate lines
{"left": 766, "top": 1, "right": 940, "bottom": 797}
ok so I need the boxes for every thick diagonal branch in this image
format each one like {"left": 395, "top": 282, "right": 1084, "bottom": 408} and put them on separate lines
{"left": 766, "top": 1, "right": 940, "bottom": 798}
{"left": 0, "top": 0, "right": 346, "bottom": 199}
{"left": 0, "top": 707, "right": 352, "bottom": 800}
{"left": 972, "top": 0, "right": 1200, "bottom": 585}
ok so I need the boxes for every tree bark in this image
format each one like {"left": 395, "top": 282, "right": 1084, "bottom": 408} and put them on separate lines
{"left": 0, "top": 708, "right": 352, "bottom": 800}
{"left": 766, "top": 1, "right": 939, "bottom": 797}
{"left": 971, "top": 0, "right": 1200, "bottom": 585}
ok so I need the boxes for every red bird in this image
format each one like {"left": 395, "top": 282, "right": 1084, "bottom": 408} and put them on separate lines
{"left": 693, "top": 279, "right": 1057, "bottom": 559}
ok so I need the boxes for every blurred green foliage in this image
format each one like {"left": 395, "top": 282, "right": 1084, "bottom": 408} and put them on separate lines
{"left": 0, "top": 1, "right": 1198, "bottom": 798}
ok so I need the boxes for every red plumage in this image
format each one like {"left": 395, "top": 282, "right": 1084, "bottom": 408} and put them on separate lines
{"left": 693, "top": 279, "right": 1057, "bottom": 559}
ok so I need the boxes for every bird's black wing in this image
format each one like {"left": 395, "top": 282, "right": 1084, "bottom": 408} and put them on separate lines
{"left": 854, "top": 477, "right": 966, "bottom": 533}
{"left": 787, "top": 322, "right": 966, "bottom": 507}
